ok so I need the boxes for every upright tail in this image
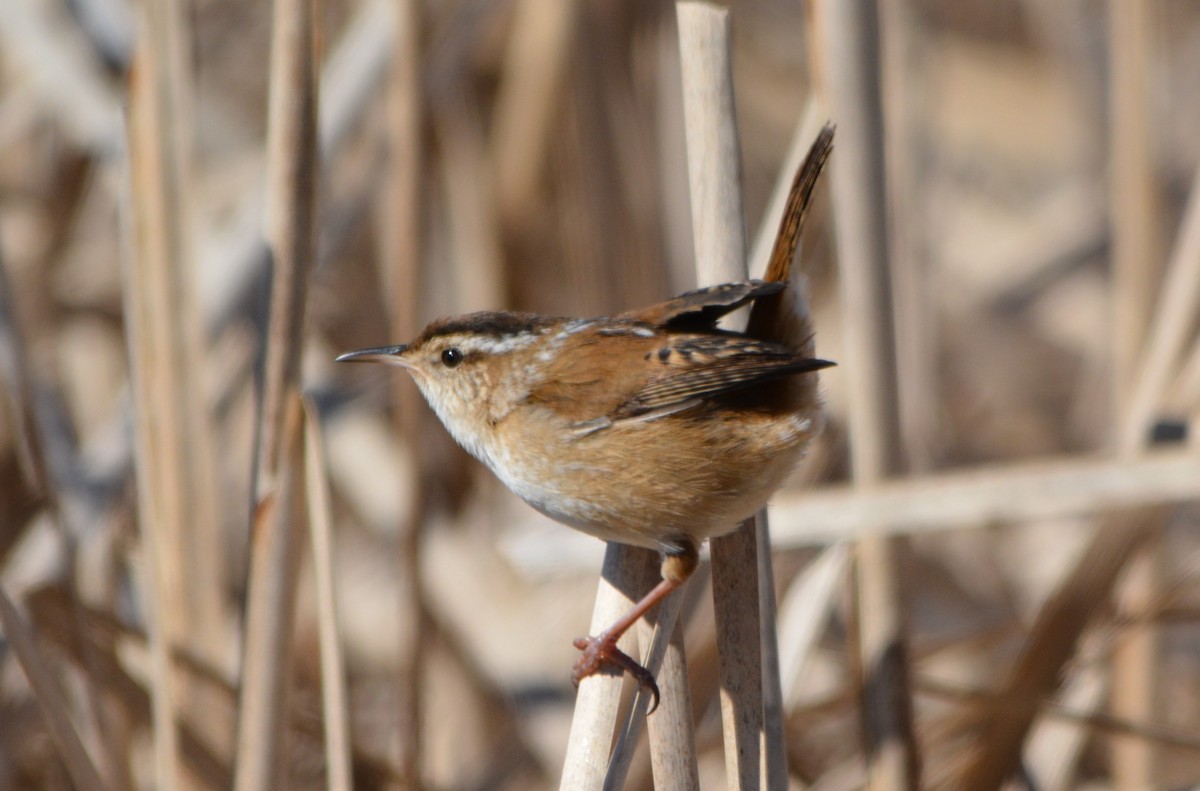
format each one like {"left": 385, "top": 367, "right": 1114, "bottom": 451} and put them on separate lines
{"left": 761, "top": 123, "right": 835, "bottom": 286}
{"left": 747, "top": 123, "right": 835, "bottom": 348}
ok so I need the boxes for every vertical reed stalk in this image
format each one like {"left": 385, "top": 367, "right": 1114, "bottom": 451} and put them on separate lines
{"left": 124, "top": 0, "right": 218, "bottom": 776}
{"left": 814, "top": 0, "right": 919, "bottom": 787}
{"left": 1108, "top": 2, "right": 1164, "bottom": 787}
{"left": 677, "top": 4, "right": 781, "bottom": 789}
{"left": 385, "top": 1, "right": 425, "bottom": 786}
{"left": 559, "top": 545, "right": 659, "bottom": 790}
{"left": 301, "top": 398, "right": 352, "bottom": 791}
{"left": 234, "top": 0, "right": 319, "bottom": 784}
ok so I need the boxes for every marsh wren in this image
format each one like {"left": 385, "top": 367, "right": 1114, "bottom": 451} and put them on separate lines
{"left": 339, "top": 125, "right": 835, "bottom": 708}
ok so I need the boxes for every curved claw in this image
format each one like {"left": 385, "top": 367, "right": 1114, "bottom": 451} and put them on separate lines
{"left": 572, "top": 634, "right": 661, "bottom": 714}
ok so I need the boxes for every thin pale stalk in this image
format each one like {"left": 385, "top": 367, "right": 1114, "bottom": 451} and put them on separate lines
{"left": 561, "top": 9, "right": 704, "bottom": 784}
{"left": 560, "top": 545, "right": 660, "bottom": 791}
{"left": 877, "top": 0, "right": 935, "bottom": 472}
{"left": 1108, "top": 5, "right": 1170, "bottom": 786}
{"left": 766, "top": 449, "right": 1200, "bottom": 544}
{"left": 385, "top": 1, "right": 425, "bottom": 787}
{"left": 73, "top": 0, "right": 397, "bottom": 535}
{"left": 814, "top": 0, "right": 918, "bottom": 787}
{"left": 1109, "top": 0, "right": 1164, "bottom": 430}
{"left": 301, "top": 398, "right": 352, "bottom": 791}
{"left": 235, "top": 0, "right": 319, "bottom": 783}
{"left": 606, "top": 583, "right": 694, "bottom": 791}
{"left": 756, "top": 515, "right": 787, "bottom": 789}
{"left": 135, "top": 0, "right": 228, "bottom": 769}
{"left": 676, "top": 4, "right": 779, "bottom": 788}
{"left": 125, "top": 43, "right": 185, "bottom": 789}
{"left": 1123, "top": 161, "right": 1200, "bottom": 447}
{"left": 235, "top": 397, "right": 308, "bottom": 791}
{"left": 641, "top": 599, "right": 700, "bottom": 791}
{"left": 253, "top": 0, "right": 319, "bottom": 490}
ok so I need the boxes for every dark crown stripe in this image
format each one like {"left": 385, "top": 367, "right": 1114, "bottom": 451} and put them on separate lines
{"left": 414, "top": 311, "right": 559, "bottom": 346}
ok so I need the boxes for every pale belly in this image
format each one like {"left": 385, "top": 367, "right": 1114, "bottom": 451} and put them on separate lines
{"left": 479, "top": 409, "right": 817, "bottom": 554}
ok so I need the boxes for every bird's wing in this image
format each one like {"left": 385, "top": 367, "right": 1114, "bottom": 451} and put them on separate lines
{"left": 613, "top": 335, "right": 831, "bottom": 417}
{"left": 619, "top": 280, "right": 784, "bottom": 330}
{"left": 524, "top": 325, "right": 831, "bottom": 432}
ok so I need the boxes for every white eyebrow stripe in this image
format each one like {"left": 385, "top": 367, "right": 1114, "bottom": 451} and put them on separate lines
{"left": 460, "top": 332, "right": 543, "bottom": 355}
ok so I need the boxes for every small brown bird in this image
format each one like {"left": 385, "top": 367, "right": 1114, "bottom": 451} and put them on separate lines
{"left": 339, "top": 125, "right": 835, "bottom": 709}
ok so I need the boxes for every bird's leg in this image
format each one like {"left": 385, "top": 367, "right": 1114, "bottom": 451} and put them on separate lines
{"left": 572, "top": 542, "right": 699, "bottom": 712}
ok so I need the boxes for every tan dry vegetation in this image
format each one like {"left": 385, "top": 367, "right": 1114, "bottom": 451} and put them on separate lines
{"left": 0, "top": 0, "right": 1199, "bottom": 789}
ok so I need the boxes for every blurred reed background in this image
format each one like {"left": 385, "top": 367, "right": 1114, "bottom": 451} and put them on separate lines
{"left": 1, "top": 0, "right": 1200, "bottom": 789}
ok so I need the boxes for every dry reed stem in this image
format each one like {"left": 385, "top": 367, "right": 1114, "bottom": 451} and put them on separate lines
{"left": 234, "top": 396, "right": 307, "bottom": 791}
{"left": 301, "top": 398, "right": 352, "bottom": 791}
{"left": 560, "top": 545, "right": 659, "bottom": 791}
{"left": 607, "top": 587, "right": 692, "bottom": 790}
{"left": 124, "top": 35, "right": 189, "bottom": 788}
{"left": 76, "top": 0, "right": 394, "bottom": 528}
{"left": 0, "top": 581, "right": 109, "bottom": 791}
{"left": 235, "top": 0, "right": 319, "bottom": 783}
{"left": 1110, "top": 542, "right": 1162, "bottom": 791}
{"left": 385, "top": 0, "right": 425, "bottom": 787}
{"left": 1124, "top": 160, "right": 1200, "bottom": 447}
{"left": 756, "top": 518, "right": 787, "bottom": 790}
{"left": 1108, "top": 7, "right": 1174, "bottom": 783}
{"left": 254, "top": 0, "right": 319, "bottom": 490}
{"left": 1170, "top": 334, "right": 1200, "bottom": 419}
{"left": 555, "top": 9, "right": 724, "bottom": 782}
{"left": 877, "top": 0, "right": 935, "bottom": 472}
{"left": 1108, "top": 0, "right": 1164, "bottom": 428}
{"left": 708, "top": 520, "right": 769, "bottom": 789}
{"left": 814, "top": 0, "right": 918, "bottom": 787}
{"left": 767, "top": 449, "right": 1200, "bottom": 543}
{"left": 641, "top": 597, "right": 700, "bottom": 791}
{"left": 677, "top": 4, "right": 781, "bottom": 789}
{"left": 131, "top": 0, "right": 228, "bottom": 769}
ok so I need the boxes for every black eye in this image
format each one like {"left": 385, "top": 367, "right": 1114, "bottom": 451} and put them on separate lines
{"left": 441, "top": 348, "right": 464, "bottom": 368}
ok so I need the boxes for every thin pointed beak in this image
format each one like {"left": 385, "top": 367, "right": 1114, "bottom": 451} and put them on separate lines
{"left": 335, "top": 344, "right": 409, "bottom": 365}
